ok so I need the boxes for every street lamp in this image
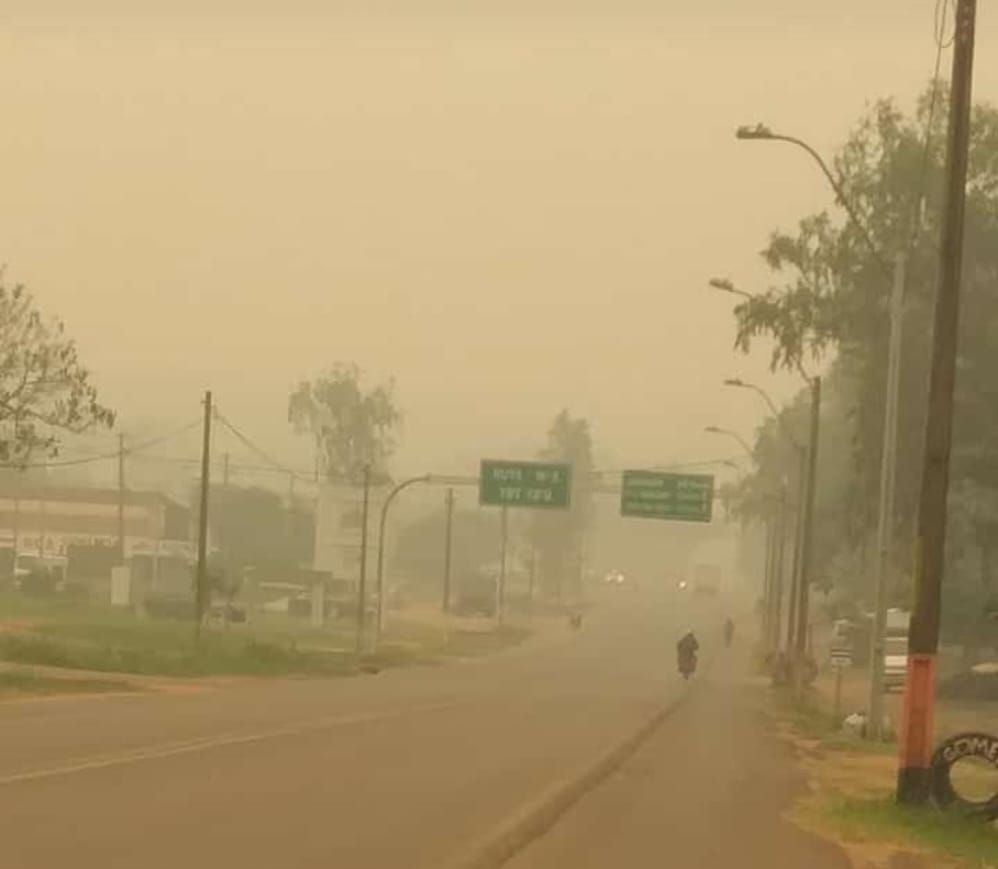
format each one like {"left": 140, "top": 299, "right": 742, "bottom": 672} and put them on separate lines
{"left": 707, "top": 423, "right": 784, "bottom": 651}
{"left": 725, "top": 377, "right": 815, "bottom": 672}
{"left": 723, "top": 378, "right": 791, "bottom": 432}
{"left": 374, "top": 474, "right": 432, "bottom": 644}
{"left": 704, "top": 425, "right": 753, "bottom": 459}
{"left": 736, "top": 122, "right": 903, "bottom": 734}
{"left": 708, "top": 277, "right": 754, "bottom": 300}
{"left": 736, "top": 124, "right": 884, "bottom": 268}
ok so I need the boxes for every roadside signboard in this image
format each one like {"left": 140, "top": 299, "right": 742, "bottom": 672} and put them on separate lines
{"left": 830, "top": 646, "right": 853, "bottom": 669}
{"left": 479, "top": 459, "right": 572, "bottom": 510}
{"left": 619, "top": 471, "right": 714, "bottom": 522}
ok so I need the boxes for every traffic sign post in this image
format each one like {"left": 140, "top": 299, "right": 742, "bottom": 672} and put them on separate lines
{"left": 479, "top": 460, "right": 572, "bottom": 510}
{"left": 830, "top": 648, "right": 853, "bottom": 668}
{"left": 833, "top": 658, "right": 846, "bottom": 720}
{"left": 619, "top": 471, "right": 714, "bottom": 522}
{"left": 829, "top": 646, "right": 853, "bottom": 721}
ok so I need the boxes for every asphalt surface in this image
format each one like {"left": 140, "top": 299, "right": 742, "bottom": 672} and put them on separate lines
{"left": 0, "top": 589, "right": 845, "bottom": 868}
{"left": 506, "top": 649, "right": 851, "bottom": 869}
{"left": 0, "top": 587, "right": 704, "bottom": 868}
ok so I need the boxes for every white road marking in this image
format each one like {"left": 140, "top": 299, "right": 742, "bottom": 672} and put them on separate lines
{"left": 0, "top": 700, "right": 462, "bottom": 787}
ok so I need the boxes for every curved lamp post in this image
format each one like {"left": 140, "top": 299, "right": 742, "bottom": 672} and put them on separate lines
{"left": 736, "top": 122, "right": 905, "bottom": 731}
{"left": 375, "top": 474, "right": 432, "bottom": 643}
{"left": 724, "top": 377, "right": 812, "bottom": 662}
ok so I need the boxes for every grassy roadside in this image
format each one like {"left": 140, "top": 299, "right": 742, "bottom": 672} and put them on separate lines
{"left": 0, "top": 667, "right": 136, "bottom": 699}
{"left": 0, "top": 593, "right": 532, "bottom": 683}
{"left": 769, "top": 686, "right": 998, "bottom": 869}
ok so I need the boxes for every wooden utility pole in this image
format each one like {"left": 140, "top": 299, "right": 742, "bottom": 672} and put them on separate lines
{"left": 897, "top": 0, "right": 977, "bottom": 805}
{"left": 195, "top": 391, "right": 213, "bottom": 642}
{"left": 795, "top": 376, "right": 822, "bottom": 670}
{"left": 117, "top": 433, "right": 127, "bottom": 566}
{"left": 355, "top": 465, "right": 371, "bottom": 655}
{"left": 442, "top": 487, "right": 454, "bottom": 613}
{"left": 785, "top": 447, "right": 807, "bottom": 652}
{"left": 497, "top": 506, "right": 508, "bottom": 626}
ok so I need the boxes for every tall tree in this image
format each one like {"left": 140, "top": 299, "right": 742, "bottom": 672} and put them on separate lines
{"left": 531, "top": 410, "right": 594, "bottom": 601}
{"left": 728, "top": 83, "right": 998, "bottom": 647}
{"left": 0, "top": 275, "right": 115, "bottom": 464}
{"left": 207, "top": 483, "right": 314, "bottom": 571}
{"left": 288, "top": 364, "right": 401, "bottom": 483}
{"left": 392, "top": 506, "right": 500, "bottom": 594}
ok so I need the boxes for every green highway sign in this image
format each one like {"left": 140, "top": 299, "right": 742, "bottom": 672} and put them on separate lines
{"left": 479, "top": 459, "right": 572, "bottom": 509}
{"left": 620, "top": 470, "right": 714, "bottom": 522}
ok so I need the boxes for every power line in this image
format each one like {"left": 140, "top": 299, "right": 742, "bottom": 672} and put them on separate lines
{"left": 591, "top": 456, "right": 744, "bottom": 475}
{"left": 131, "top": 452, "right": 317, "bottom": 479}
{"left": 3, "top": 420, "right": 202, "bottom": 470}
{"left": 910, "top": 0, "right": 955, "bottom": 245}
{"left": 212, "top": 409, "right": 312, "bottom": 482}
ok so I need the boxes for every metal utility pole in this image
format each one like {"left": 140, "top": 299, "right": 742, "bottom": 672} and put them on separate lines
{"left": 497, "top": 506, "right": 508, "bottom": 626}
{"left": 719, "top": 380, "right": 808, "bottom": 658}
{"left": 762, "top": 515, "right": 777, "bottom": 648}
{"left": 869, "top": 253, "right": 906, "bottom": 740}
{"left": 117, "top": 433, "right": 127, "bottom": 566}
{"left": 898, "top": 0, "right": 977, "bottom": 806}
{"left": 772, "top": 490, "right": 788, "bottom": 650}
{"left": 286, "top": 472, "right": 296, "bottom": 550}
{"left": 38, "top": 489, "right": 46, "bottom": 559}
{"left": 355, "top": 465, "right": 372, "bottom": 655}
{"left": 12, "top": 478, "right": 20, "bottom": 560}
{"left": 195, "top": 391, "right": 213, "bottom": 642}
{"left": 795, "top": 376, "right": 822, "bottom": 673}
{"left": 528, "top": 544, "right": 537, "bottom": 615}
{"left": 442, "top": 487, "right": 454, "bottom": 613}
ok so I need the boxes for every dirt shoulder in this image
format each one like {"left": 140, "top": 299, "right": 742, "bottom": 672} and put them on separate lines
{"left": 768, "top": 685, "right": 998, "bottom": 869}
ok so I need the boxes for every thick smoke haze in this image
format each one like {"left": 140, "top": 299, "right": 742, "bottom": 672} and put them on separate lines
{"left": 3, "top": 2, "right": 995, "bottom": 477}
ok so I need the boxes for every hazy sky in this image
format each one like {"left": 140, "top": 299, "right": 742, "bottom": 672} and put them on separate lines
{"left": 3, "top": 2, "right": 996, "bottom": 482}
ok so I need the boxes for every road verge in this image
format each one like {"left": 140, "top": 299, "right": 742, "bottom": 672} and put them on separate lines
{"left": 769, "top": 686, "right": 998, "bottom": 869}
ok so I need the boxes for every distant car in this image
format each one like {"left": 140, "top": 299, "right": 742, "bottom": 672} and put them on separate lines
{"left": 603, "top": 570, "right": 625, "bottom": 585}
{"left": 207, "top": 603, "right": 248, "bottom": 625}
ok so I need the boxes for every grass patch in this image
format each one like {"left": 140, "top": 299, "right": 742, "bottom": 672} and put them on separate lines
{"left": 0, "top": 667, "right": 134, "bottom": 697}
{"left": 770, "top": 685, "right": 997, "bottom": 868}
{"left": 824, "top": 795, "right": 998, "bottom": 867}
{"left": 0, "top": 631, "right": 360, "bottom": 677}
{"left": 0, "top": 594, "right": 531, "bottom": 678}
{"left": 771, "top": 685, "right": 841, "bottom": 738}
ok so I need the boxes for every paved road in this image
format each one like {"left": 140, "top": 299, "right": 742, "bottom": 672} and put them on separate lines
{"left": 506, "top": 649, "right": 850, "bottom": 869}
{"left": 0, "top": 587, "right": 712, "bottom": 869}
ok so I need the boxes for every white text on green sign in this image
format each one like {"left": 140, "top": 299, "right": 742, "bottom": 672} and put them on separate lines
{"left": 620, "top": 471, "right": 714, "bottom": 522}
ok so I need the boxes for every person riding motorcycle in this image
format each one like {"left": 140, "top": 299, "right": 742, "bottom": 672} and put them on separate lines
{"left": 677, "top": 630, "right": 699, "bottom": 677}
{"left": 723, "top": 617, "right": 735, "bottom": 648}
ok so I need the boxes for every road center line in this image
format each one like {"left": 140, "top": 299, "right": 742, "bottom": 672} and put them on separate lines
{"left": 0, "top": 700, "right": 462, "bottom": 787}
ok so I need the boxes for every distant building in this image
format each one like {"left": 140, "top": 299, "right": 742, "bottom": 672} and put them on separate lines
{"left": 313, "top": 482, "right": 385, "bottom": 584}
{"left": 0, "top": 484, "right": 194, "bottom": 596}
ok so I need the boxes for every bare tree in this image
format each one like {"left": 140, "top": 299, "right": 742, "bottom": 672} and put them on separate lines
{"left": 0, "top": 274, "right": 115, "bottom": 464}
